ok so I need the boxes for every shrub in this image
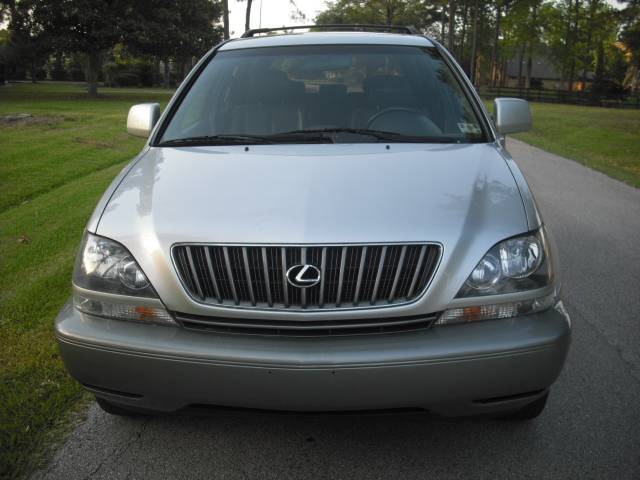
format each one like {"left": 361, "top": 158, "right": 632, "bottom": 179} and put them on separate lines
{"left": 112, "top": 72, "right": 140, "bottom": 87}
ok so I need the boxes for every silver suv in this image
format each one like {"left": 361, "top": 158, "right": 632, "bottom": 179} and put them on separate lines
{"left": 56, "top": 26, "right": 571, "bottom": 420}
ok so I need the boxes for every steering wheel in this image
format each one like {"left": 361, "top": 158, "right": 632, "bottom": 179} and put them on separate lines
{"left": 366, "top": 107, "right": 442, "bottom": 136}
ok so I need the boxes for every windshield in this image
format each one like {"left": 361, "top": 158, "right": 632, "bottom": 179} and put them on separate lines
{"left": 159, "top": 45, "right": 487, "bottom": 145}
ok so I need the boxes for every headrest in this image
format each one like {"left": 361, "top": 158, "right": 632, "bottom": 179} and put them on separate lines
{"left": 247, "top": 69, "right": 298, "bottom": 103}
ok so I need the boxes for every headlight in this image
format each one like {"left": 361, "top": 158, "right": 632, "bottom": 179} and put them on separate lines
{"left": 73, "top": 232, "right": 155, "bottom": 296}
{"left": 498, "top": 235, "right": 543, "bottom": 279}
{"left": 73, "top": 232, "right": 175, "bottom": 325}
{"left": 456, "top": 228, "right": 553, "bottom": 298}
{"left": 437, "top": 227, "right": 557, "bottom": 326}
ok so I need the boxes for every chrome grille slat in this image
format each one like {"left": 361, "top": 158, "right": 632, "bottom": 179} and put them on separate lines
{"left": 407, "top": 245, "right": 427, "bottom": 299}
{"left": 353, "top": 246, "right": 367, "bottom": 305}
{"left": 335, "top": 246, "right": 347, "bottom": 306}
{"left": 173, "top": 243, "right": 440, "bottom": 312}
{"left": 185, "top": 247, "right": 205, "bottom": 300}
{"left": 203, "top": 247, "right": 222, "bottom": 303}
{"left": 261, "top": 247, "right": 273, "bottom": 307}
{"left": 388, "top": 245, "right": 407, "bottom": 302}
{"left": 280, "top": 247, "right": 289, "bottom": 308}
{"left": 301, "top": 247, "right": 307, "bottom": 309}
{"left": 370, "top": 246, "right": 387, "bottom": 304}
{"left": 222, "top": 247, "right": 239, "bottom": 305}
{"left": 241, "top": 247, "right": 256, "bottom": 306}
{"left": 319, "top": 247, "right": 327, "bottom": 307}
{"left": 396, "top": 246, "right": 418, "bottom": 298}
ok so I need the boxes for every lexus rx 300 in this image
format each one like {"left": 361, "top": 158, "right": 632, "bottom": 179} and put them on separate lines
{"left": 55, "top": 26, "right": 571, "bottom": 420}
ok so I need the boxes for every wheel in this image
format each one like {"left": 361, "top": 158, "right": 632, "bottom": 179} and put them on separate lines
{"left": 495, "top": 392, "right": 549, "bottom": 421}
{"left": 95, "top": 396, "right": 150, "bottom": 417}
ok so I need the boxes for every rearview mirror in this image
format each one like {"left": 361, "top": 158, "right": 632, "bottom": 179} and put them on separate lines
{"left": 127, "top": 103, "right": 160, "bottom": 138}
{"left": 493, "top": 98, "right": 532, "bottom": 135}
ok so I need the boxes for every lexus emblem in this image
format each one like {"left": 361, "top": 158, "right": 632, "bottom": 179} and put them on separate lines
{"left": 286, "top": 264, "right": 321, "bottom": 288}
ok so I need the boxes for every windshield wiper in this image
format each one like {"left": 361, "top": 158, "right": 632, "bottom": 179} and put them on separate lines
{"left": 275, "top": 128, "right": 461, "bottom": 143}
{"left": 159, "top": 129, "right": 469, "bottom": 147}
{"left": 159, "top": 132, "right": 336, "bottom": 146}
{"left": 158, "top": 134, "right": 274, "bottom": 147}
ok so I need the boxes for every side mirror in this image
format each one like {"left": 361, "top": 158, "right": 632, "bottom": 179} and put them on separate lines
{"left": 493, "top": 98, "right": 532, "bottom": 135}
{"left": 127, "top": 103, "right": 160, "bottom": 138}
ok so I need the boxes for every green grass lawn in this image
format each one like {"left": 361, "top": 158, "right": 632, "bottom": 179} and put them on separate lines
{"left": 0, "top": 82, "right": 173, "bottom": 479}
{"left": 488, "top": 101, "right": 640, "bottom": 188}
{"left": 0, "top": 83, "right": 638, "bottom": 479}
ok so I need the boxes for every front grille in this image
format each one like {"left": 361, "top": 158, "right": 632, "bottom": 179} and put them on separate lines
{"left": 172, "top": 243, "right": 441, "bottom": 311}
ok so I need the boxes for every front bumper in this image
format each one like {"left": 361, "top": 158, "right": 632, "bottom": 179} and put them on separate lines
{"left": 55, "top": 300, "right": 571, "bottom": 416}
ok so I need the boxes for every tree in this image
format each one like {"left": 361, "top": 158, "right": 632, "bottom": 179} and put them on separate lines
{"left": 490, "top": 1, "right": 505, "bottom": 87}
{"left": 316, "top": 0, "right": 442, "bottom": 34}
{"left": 6, "top": 0, "right": 55, "bottom": 82}
{"left": 125, "top": 0, "right": 223, "bottom": 88}
{"left": 0, "top": 23, "right": 8, "bottom": 85}
{"left": 34, "top": 0, "right": 133, "bottom": 95}
{"left": 222, "top": 0, "right": 230, "bottom": 39}
{"left": 621, "top": 0, "right": 640, "bottom": 92}
{"left": 567, "top": 0, "right": 582, "bottom": 91}
{"left": 469, "top": 0, "right": 479, "bottom": 84}
{"left": 235, "top": 0, "right": 253, "bottom": 34}
{"left": 289, "top": 0, "right": 307, "bottom": 22}
{"left": 245, "top": 0, "right": 253, "bottom": 32}
{"left": 448, "top": 0, "right": 456, "bottom": 51}
{"left": 526, "top": 0, "right": 542, "bottom": 88}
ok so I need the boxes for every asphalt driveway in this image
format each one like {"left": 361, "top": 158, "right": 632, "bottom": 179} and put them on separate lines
{"left": 35, "top": 138, "right": 640, "bottom": 479}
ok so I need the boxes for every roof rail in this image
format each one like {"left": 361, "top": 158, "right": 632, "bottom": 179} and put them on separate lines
{"left": 241, "top": 24, "right": 418, "bottom": 38}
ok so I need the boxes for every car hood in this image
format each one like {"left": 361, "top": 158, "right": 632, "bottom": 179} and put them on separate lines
{"left": 96, "top": 143, "right": 528, "bottom": 314}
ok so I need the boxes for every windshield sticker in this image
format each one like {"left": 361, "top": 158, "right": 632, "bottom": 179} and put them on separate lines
{"left": 457, "top": 123, "right": 482, "bottom": 135}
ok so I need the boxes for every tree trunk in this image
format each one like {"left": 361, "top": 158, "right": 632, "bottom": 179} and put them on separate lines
{"left": 222, "top": 0, "right": 230, "bottom": 39}
{"left": 491, "top": 1, "right": 502, "bottom": 88}
{"left": 459, "top": 2, "right": 469, "bottom": 61}
{"left": 500, "top": 58, "right": 507, "bottom": 87}
{"left": 163, "top": 59, "right": 171, "bottom": 89}
{"left": 53, "top": 53, "right": 65, "bottom": 81}
{"left": 562, "top": 0, "right": 574, "bottom": 90}
{"left": 581, "top": 0, "right": 598, "bottom": 88}
{"left": 440, "top": 2, "right": 446, "bottom": 44}
{"left": 567, "top": 0, "right": 581, "bottom": 92}
{"left": 30, "top": 60, "right": 37, "bottom": 83}
{"left": 517, "top": 44, "right": 525, "bottom": 88}
{"left": 448, "top": 1, "right": 456, "bottom": 52}
{"left": 153, "top": 57, "right": 160, "bottom": 87}
{"left": 180, "top": 60, "right": 187, "bottom": 82}
{"left": 469, "top": 0, "right": 479, "bottom": 85}
{"left": 525, "top": 2, "right": 538, "bottom": 89}
{"left": 385, "top": 3, "right": 398, "bottom": 25}
{"left": 86, "top": 50, "right": 101, "bottom": 96}
{"left": 595, "top": 40, "right": 605, "bottom": 84}
{"left": 245, "top": 0, "right": 253, "bottom": 32}
{"left": 478, "top": 5, "right": 486, "bottom": 86}
{"left": 525, "top": 43, "right": 533, "bottom": 89}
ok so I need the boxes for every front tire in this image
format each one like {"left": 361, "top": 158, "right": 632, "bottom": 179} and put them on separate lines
{"left": 495, "top": 392, "right": 549, "bottom": 421}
